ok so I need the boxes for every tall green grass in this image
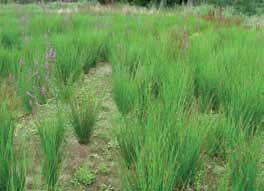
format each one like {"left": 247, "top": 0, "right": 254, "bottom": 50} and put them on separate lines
{"left": 0, "top": 104, "right": 15, "bottom": 190}
{"left": 114, "top": 35, "right": 203, "bottom": 190}
{"left": 217, "top": 132, "right": 263, "bottom": 191}
{"left": 70, "top": 96, "right": 98, "bottom": 144}
{"left": 0, "top": 17, "right": 22, "bottom": 50}
{"left": 37, "top": 113, "right": 66, "bottom": 190}
{"left": 0, "top": 104, "right": 27, "bottom": 191}
{"left": 78, "top": 32, "right": 109, "bottom": 74}
{"left": 228, "top": 137, "right": 262, "bottom": 191}
{"left": 0, "top": 48, "right": 19, "bottom": 79}
{"left": 120, "top": 108, "right": 204, "bottom": 190}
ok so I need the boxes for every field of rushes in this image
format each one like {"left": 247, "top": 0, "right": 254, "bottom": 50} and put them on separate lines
{"left": 0, "top": 3, "right": 264, "bottom": 191}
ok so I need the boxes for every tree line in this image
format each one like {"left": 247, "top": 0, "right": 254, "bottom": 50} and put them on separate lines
{"left": 0, "top": 0, "right": 263, "bottom": 15}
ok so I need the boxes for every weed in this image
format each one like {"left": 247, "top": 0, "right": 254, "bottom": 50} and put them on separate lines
{"left": 99, "top": 164, "right": 110, "bottom": 175}
{"left": 72, "top": 166, "right": 96, "bottom": 186}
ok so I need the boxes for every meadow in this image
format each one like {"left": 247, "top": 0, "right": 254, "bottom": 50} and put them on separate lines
{"left": 0, "top": 3, "right": 264, "bottom": 191}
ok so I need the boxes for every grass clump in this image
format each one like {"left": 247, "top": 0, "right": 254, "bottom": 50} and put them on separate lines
{"left": 79, "top": 32, "right": 109, "bottom": 74}
{"left": 117, "top": 116, "right": 145, "bottom": 166}
{"left": 112, "top": 69, "right": 137, "bottom": 115}
{"left": 204, "top": 115, "right": 241, "bottom": 159}
{"left": 37, "top": 113, "right": 66, "bottom": 191}
{"left": 0, "top": 104, "right": 15, "bottom": 191}
{"left": 0, "top": 104, "right": 27, "bottom": 191}
{"left": 227, "top": 135, "right": 262, "bottom": 191}
{"left": 121, "top": 111, "right": 204, "bottom": 191}
{"left": 0, "top": 19, "right": 22, "bottom": 50}
{"left": 70, "top": 96, "right": 98, "bottom": 145}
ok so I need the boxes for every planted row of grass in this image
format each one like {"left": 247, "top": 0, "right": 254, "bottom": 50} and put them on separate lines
{"left": 0, "top": 104, "right": 27, "bottom": 191}
{"left": 112, "top": 35, "right": 202, "bottom": 190}
{"left": 189, "top": 27, "right": 264, "bottom": 131}
{"left": 111, "top": 23, "right": 264, "bottom": 190}
{"left": 0, "top": 7, "right": 102, "bottom": 190}
{"left": 0, "top": 89, "right": 98, "bottom": 191}
{"left": 0, "top": 37, "right": 107, "bottom": 110}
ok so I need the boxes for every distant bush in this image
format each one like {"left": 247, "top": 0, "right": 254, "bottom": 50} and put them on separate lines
{"left": 196, "top": 0, "right": 264, "bottom": 15}
{"left": 234, "top": 0, "right": 264, "bottom": 15}
{"left": 111, "top": 0, "right": 263, "bottom": 15}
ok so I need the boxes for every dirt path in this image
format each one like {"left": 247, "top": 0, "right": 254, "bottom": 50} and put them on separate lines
{"left": 63, "top": 62, "right": 121, "bottom": 191}
{"left": 21, "top": 62, "right": 121, "bottom": 191}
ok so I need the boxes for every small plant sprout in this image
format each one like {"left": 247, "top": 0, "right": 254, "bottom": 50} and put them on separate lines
{"left": 99, "top": 164, "right": 110, "bottom": 175}
{"left": 72, "top": 165, "right": 96, "bottom": 187}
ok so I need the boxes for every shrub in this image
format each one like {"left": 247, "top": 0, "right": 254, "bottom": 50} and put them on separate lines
{"left": 70, "top": 96, "right": 98, "bottom": 144}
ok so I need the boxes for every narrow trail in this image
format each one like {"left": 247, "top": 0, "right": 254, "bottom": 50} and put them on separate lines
{"left": 22, "top": 62, "right": 121, "bottom": 191}
{"left": 64, "top": 62, "right": 121, "bottom": 191}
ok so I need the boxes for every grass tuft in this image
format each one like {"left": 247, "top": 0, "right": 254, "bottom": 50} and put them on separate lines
{"left": 70, "top": 96, "right": 98, "bottom": 145}
{"left": 37, "top": 113, "right": 66, "bottom": 191}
